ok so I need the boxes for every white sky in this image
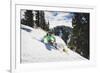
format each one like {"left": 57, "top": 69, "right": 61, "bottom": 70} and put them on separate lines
{"left": 45, "top": 11, "right": 73, "bottom": 28}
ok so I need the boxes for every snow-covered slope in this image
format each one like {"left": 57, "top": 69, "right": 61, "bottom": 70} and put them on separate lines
{"left": 21, "top": 25, "right": 86, "bottom": 63}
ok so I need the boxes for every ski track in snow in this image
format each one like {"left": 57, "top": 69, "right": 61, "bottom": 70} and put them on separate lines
{"left": 21, "top": 24, "right": 87, "bottom": 63}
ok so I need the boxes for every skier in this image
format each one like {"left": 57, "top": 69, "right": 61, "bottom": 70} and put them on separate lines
{"left": 43, "top": 30, "right": 57, "bottom": 50}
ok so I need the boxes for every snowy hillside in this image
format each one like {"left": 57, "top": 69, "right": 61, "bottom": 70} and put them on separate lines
{"left": 21, "top": 25, "right": 86, "bottom": 63}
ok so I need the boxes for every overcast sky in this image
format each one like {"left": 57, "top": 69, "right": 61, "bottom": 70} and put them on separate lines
{"left": 45, "top": 11, "right": 74, "bottom": 28}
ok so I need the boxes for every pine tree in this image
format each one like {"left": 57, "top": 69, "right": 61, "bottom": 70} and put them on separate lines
{"left": 23, "top": 10, "right": 34, "bottom": 27}
{"left": 35, "top": 11, "right": 49, "bottom": 31}
{"left": 35, "top": 11, "right": 40, "bottom": 27}
{"left": 46, "top": 21, "right": 50, "bottom": 31}
{"left": 68, "top": 13, "right": 90, "bottom": 59}
{"left": 53, "top": 26, "right": 72, "bottom": 44}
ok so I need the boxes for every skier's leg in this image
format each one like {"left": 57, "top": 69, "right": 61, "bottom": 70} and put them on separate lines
{"left": 53, "top": 42, "right": 58, "bottom": 49}
{"left": 45, "top": 43, "right": 52, "bottom": 51}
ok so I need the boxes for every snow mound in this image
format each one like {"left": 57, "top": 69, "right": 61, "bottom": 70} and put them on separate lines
{"left": 21, "top": 24, "right": 86, "bottom": 63}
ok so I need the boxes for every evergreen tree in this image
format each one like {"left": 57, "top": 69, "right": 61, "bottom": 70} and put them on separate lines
{"left": 35, "top": 11, "right": 40, "bottom": 27}
{"left": 68, "top": 13, "right": 90, "bottom": 59}
{"left": 21, "top": 10, "right": 49, "bottom": 31}
{"left": 46, "top": 21, "right": 50, "bottom": 31}
{"left": 35, "top": 11, "right": 49, "bottom": 31}
{"left": 53, "top": 26, "right": 72, "bottom": 44}
{"left": 23, "top": 10, "right": 34, "bottom": 27}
